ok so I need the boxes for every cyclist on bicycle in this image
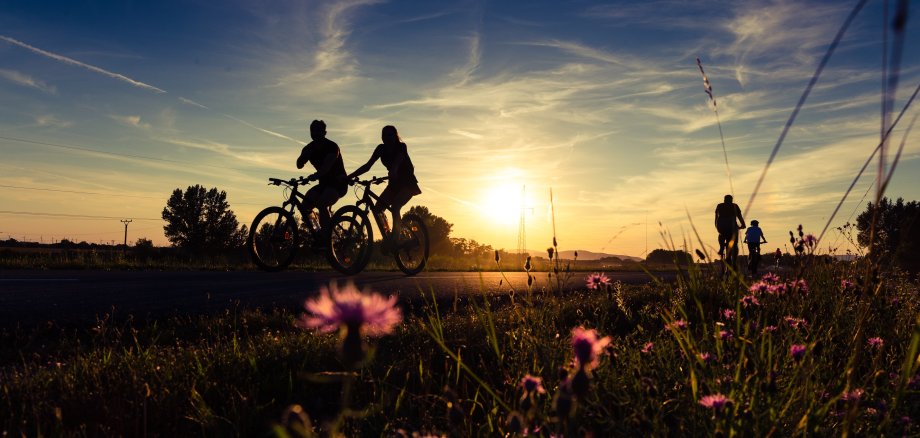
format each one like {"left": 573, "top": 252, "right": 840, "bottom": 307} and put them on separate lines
{"left": 715, "top": 194, "right": 746, "bottom": 258}
{"left": 347, "top": 125, "right": 422, "bottom": 251}
{"left": 295, "top": 120, "right": 348, "bottom": 230}
{"left": 744, "top": 219, "right": 767, "bottom": 276}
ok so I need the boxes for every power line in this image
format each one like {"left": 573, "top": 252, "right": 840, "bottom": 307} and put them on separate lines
{"left": 0, "top": 210, "right": 161, "bottom": 221}
{"left": 0, "top": 183, "right": 267, "bottom": 206}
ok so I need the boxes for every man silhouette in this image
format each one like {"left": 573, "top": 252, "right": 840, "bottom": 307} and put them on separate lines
{"left": 715, "top": 194, "right": 746, "bottom": 260}
{"left": 296, "top": 120, "right": 348, "bottom": 229}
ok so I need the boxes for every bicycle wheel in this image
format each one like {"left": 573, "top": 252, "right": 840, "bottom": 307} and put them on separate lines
{"left": 248, "top": 206, "right": 299, "bottom": 272}
{"left": 394, "top": 213, "right": 429, "bottom": 276}
{"left": 327, "top": 205, "right": 374, "bottom": 275}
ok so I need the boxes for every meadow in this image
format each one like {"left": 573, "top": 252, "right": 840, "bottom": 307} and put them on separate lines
{"left": 1, "top": 248, "right": 917, "bottom": 436}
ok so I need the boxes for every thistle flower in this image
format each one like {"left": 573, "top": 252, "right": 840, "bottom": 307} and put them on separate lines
{"left": 698, "top": 393, "right": 732, "bottom": 411}
{"left": 804, "top": 234, "right": 817, "bottom": 247}
{"left": 547, "top": 247, "right": 555, "bottom": 259}
{"left": 585, "top": 272, "right": 611, "bottom": 290}
{"left": 841, "top": 279, "right": 854, "bottom": 290}
{"left": 721, "top": 309, "right": 735, "bottom": 320}
{"left": 761, "top": 272, "right": 781, "bottom": 284}
{"left": 784, "top": 316, "right": 807, "bottom": 330}
{"left": 520, "top": 375, "right": 546, "bottom": 394}
{"left": 790, "top": 344, "right": 807, "bottom": 361}
{"left": 867, "top": 337, "right": 884, "bottom": 349}
{"left": 494, "top": 250, "right": 500, "bottom": 263}
{"left": 762, "top": 325, "right": 778, "bottom": 333}
{"left": 571, "top": 326, "right": 612, "bottom": 371}
{"left": 698, "top": 352, "right": 716, "bottom": 363}
{"left": 641, "top": 342, "right": 654, "bottom": 354}
{"left": 749, "top": 282, "right": 770, "bottom": 294}
{"left": 841, "top": 388, "right": 864, "bottom": 403}
{"left": 695, "top": 249, "right": 706, "bottom": 260}
{"left": 300, "top": 282, "right": 402, "bottom": 336}
{"left": 719, "top": 330, "right": 734, "bottom": 341}
{"left": 524, "top": 256, "right": 532, "bottom": 271}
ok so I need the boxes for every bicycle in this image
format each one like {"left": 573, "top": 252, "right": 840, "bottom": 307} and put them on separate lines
{"left": 247, "top": 176, "right": 339, "bottom": 272}
{"left": 327, "top": 176, "right": 429, "bottom": 275}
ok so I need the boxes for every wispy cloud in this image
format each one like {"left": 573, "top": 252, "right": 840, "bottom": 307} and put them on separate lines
{"left": 0, "top": 68, "right": 57, "bottom": 94}
{"left": 0, "top": 35, "right": 166, "bottom": 93}
{"left": 109, "top": 114, "right": 152, "bottom": 130}
{"left": 34, "top": 114, "right": 72, "bottom": 129}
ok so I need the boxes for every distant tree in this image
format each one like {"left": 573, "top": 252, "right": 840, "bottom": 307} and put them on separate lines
{"left": 405, "top": 205, "right": 453, "bottom": 254}
{"left": 135, "top": 238, "right": 154, "bottom": 249}
{"left": 856, "top": 197, "right": 920, "bottom": 272}
{"left": 162, "top": 185, "right": 243, "bottom": 252}
{"left": 645, "top": 249, "right": 692, "bottom": 265}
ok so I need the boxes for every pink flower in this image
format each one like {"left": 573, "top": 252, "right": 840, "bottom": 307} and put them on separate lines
{"left": 792, "top": 279, "right": 809, "bottom": 294}
{"left": 698, "top": 393, "right": 732, "bottom": 411}
{"left": 761, "top": 272, "right": 781, "bottom": 284}
{"left": 768, "top": 283, "right": 788, "bottom": 295}
{"left": 571, "top": 326, "right": 612, "bottom": 371}
{"left": 585, "top": 272, "right": 611, "bottom": 290}
{"left": 841, "top": 279, "right": 854, "bottom": 290}
{"left": 763, "top": 325, "right": 778, "bottom": 333}
{"left": 641, "top": 342, "right": 654, "bottom": 354}
{"left": 719, "top": 330, "right": 734, "bottom": 341}
{"left": 784, "top": 316, "right": 808, "bottom": 330}
{"left": 841, "top": 388, "right": 864, "bottom": 403}
{"left": 867, "top": 337, "right": 884, "bottom": 349}
{"left": 790, "top": 344, "right": 807, "bottom": 361}
{"left": 665, "top": 320, "right": 688, "bottom": 331}
{"left": 698, "top": 352, "right": 716, "bottom": 363}
{"left": 740, "top": 295, "right": 760, "bottom": 307}
{"left": 721, "top": 309, "right": 735, "bottom": 320}
{"left": 748, "top": 282, "right": 770, "bottom": 294}
{"left": 520, "top": 374, "right": 546, "bottom": 394}
{"left": 300, "top": 282, "right": 402, "bottom": 336}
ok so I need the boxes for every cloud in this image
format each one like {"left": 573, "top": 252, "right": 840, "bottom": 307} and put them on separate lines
{"left": 109, "top": 115, "right": 152, "bottom": 130}
{"left": 0, "top": 68, "right": 57, "bottom": 94}
{"left": 34, "top": 114, "right": 73, "bottom": 129}
{"left": 0, "top": 35, "right": 166, "bottom": 93}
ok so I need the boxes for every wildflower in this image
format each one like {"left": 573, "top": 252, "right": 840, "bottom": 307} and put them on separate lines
{"left": 300, "top": 282, "right": 402, "bottom": 336}
{"left": 748, "top": 281, "right": 769, "bottom": 294}
{"left": 698, "top": 393, "right": 733, "bottom": 411}
{"left": 841, "top": 388, "right": 864, "bottom": 403}
{"left": 719, "top": 330, "right": 734, "bottom": 341}
{"left": 841, "top": 279, "right": 853, "bottom": 290}
{"left": 790, "top": 344, "right": 807, "bottom": 361}
{"left": 695, "top": 249, "right": 706, "bottom": 260}
{"left": 767, "top": 283, "right": 787, "bottom": 295}
{"left": 867, "top": 337, "right": 884, "bottom": 349}
{"left": 547, "top": 247, "right": 555, "bottom": 260}
{"left": 571, "top": 326, "right": 612, "bottom": 371}
{"left": 721, "top": 309, "right": 735, "bottom": 320}
{"left": 784, "top": 316, "right": 807, "bottom": 330}
{"left": 792, "top": 279, "right": 809, "bottom": 294}
{"left": 665, "top": 320, "right": 689, "bottom": 331}
{"left": 761, "top": 272, "right": 781, "bottom": 284}
{"left": 762, "top": 325, "right": 778, "bottom": 333}
{"left": 494, "top": 250, "right": 500, "bottom": 263}
{"left": 804, "top": 234, "right": 817, "bottom": 247}
{"left": 524, "top": 256, "right": 532, "bottom": 271}
{"left": 698, "top": 352, "right": 716, "bottom": 363}
{"left": 585, "top": 272, "right": 611, "bottom": 290}
{"left": 641, "top": 342, "right": 654, "bottom": 354}
{"left": 520, "top": 375, "right": 546, "bottom": 394}
{"left": 740, "top": 295, "right": 760, "bottom": 307}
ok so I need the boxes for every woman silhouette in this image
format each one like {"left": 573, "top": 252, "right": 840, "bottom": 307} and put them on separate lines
{"left": 348, "top": 125, "right": 422, "bottom": 250}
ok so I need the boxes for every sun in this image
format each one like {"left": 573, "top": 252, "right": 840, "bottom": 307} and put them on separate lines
{"left": 479, "top": 182, "right": 525, "bottom": 226}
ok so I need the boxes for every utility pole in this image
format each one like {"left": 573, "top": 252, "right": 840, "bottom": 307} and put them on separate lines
{"left": 121, "top": 219, "right": 133, "bottom": 247}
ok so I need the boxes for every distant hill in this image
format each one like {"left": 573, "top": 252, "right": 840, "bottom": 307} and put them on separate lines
{"left": 518, "top": 249, "right": 642, "bottom": 262}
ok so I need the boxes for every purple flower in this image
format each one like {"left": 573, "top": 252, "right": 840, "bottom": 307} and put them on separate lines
{"left": 790, "top": 344, "right": 807, "bottom": 361}
{"left": 719, "top": 330, "right": 734, "bottom": 341}
{"left": 641, "top": 342, "right": 654, "bottom": 354}
{"left": 571, "top": 326, "right": 612, "bottom": 371}
{"left": 768, "top": 283, "right": 788, "bottom": 295}
{"left": 585, "top": 272, "right": 612, "bottom": 290}
{"left": 763, "top": 325, "right": 778, "bottom": 333}
{"left": 300, "top": 282, "right": 402, "bottom": 336}
{"left": 520, "top": 374, "right": 546, "bottom": 394}
{"left": 804, "top": 234, "right": 817, "bottom": 247}
{"left": 698, "top": 352, "right": 716, "bottom": 363}
{"left": 867, "top": 337, "right": 884, "bottom": 349}
{"left": 761, "top": 272, "right": 781, "bottom": 284}
{"left": 721, "top": 309, "right": 735, "bottom": 320}
{"left": 792, "top": 279, "right": 809, "bottom": 294}
{"left": 698, "top": 393, "right": 732, "bottom": 411}
{"left": 841, "top": 279, "right": 854, "bottom": 290}
{"left": 741, "top": 295, "right": 761, "bottom": 307}
{"left": 748, "top": 281, "right": 770, "bottom": 294}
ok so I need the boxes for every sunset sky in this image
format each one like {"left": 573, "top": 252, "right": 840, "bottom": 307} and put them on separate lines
{"left": 1, "top": 0, "right": 918, "bottom": 258}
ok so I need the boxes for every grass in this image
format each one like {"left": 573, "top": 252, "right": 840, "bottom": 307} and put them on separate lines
{"left": 1, "top": 255, "right": 917, "bottom": 436}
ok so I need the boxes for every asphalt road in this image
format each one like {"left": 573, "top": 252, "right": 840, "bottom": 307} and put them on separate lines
{"left": 0, "top": 269, "right": 671, "bottom": 326}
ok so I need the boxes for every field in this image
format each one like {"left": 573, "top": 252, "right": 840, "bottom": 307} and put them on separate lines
{"left": 1, "top": 254, "right": 917, "bottom": 436}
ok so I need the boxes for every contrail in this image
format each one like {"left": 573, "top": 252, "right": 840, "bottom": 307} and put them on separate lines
{"left": 0, "top": 35, "right": 166, "bottom": 93}
{"left": 2, "top": 34, "right": 305, "bottom": 146}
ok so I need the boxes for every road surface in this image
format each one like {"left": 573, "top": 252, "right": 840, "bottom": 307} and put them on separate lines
{"left": 0, "top": 270, "right": 672, "bottom": 326}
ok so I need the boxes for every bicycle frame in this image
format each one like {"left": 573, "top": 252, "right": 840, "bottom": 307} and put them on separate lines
{"left": 268, "top": 177, "right": 325, "bottom": 243}
{"left": 350, "top": 177, "right": 392, "bottom": 240}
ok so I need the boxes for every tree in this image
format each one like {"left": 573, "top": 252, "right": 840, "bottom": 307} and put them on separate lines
{"left": 162, "top": 185, "right": 243, "bottom": 252}
{"left": 405, "top": 205, "right": 453, "bottom": 254}
{"left": 856, "top": 197, "right": 920, "bottom": 272}
{"left": 645, "top": 249, "right": 692, "bottom": 265}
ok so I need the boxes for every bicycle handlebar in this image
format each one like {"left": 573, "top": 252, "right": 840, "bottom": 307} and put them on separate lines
{"left": 267, "top": 176, "right": 311, "bottom": 186}
{"left": 351, "top": 176, "right": 389, "bottom": 186}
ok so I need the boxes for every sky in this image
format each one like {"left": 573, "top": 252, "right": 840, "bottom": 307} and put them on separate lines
{"left": 0, "top": 0, "right": 918, "bottom": 259}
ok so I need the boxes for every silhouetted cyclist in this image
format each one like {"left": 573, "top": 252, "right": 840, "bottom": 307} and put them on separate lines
{"left": 715, "top": 194, "right": 746, "bottom": 263}
{"left": 296, "top": 120, "right": 348, "bottom": 231}
{"left": 348, "top": 125, "right": 422, "bottom": 252}
{"left": 744, "top": 219, "right": 767, "bottom": 276}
